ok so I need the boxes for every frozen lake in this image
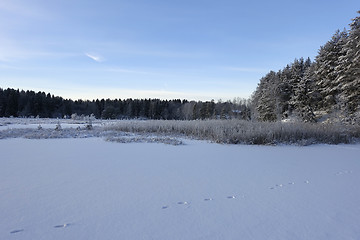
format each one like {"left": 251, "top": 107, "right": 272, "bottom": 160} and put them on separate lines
{"left": 1, "top": 137, "right": 360, "bottom": 239}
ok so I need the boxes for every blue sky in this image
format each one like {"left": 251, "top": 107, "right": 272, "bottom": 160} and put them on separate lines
{"left": 0, "top": 0, "right": 358, "bottom": 101}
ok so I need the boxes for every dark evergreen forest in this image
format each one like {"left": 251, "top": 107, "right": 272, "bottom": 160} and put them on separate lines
{"left": 0, "top": 88, "right": 250, "bottom": 120}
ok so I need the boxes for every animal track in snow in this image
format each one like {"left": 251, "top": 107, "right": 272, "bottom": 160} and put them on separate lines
{"left": 161, "top": 168, "right": 353, "bottom": 210}
{"left": 270, "top": 180, "right": 311, "bottom": 189}
{"left": 270, "top": 184, "right": 285, "bottom": 189}
{"left": 10, "top": 229, "right": 24, "bottom": 234}
{"left": 336, "top": 170, "right": 353, "bottom": 176}
{"left": 10, "top": 223, "right": 72, "bottom": 234}
{"left": 54, "top": 223, "right": 71, "bottom": 228}
{"left": 164, "top": 178, "right": 315, "bottom": 210}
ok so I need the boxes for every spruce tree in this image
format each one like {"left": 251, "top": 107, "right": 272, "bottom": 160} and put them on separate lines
{"left": 253, "top": 71, "right": 278, "bottom": 121}
{"left": 314, "top": 29, "right": 348, "bottom": 113}
{"left": 336, "top": 11, "right": 360, "bottom": 122}
{"left": 293, "top": 62, "right": 317, "bottom": 122}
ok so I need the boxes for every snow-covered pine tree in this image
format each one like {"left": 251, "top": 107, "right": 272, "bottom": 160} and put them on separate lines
{"left": 293, "top": 59, "right": 317, "bottom": 122}
{"left": 336, "top": 11, "right": 360, "bottom": 123}
{"left": 271, "top": 71, "right": 284, "bottom": 120}
{"left": 253, "top": 71, "right": 278, "bottom": 121}
{"left": 250, "top": 11, "right": 359, "bottom": 123}
{"left": 278, "top": 58, "right": 309, "bottom": 120}
{"left": 314, "top": 29, "right": 348, "bottom": 115}
{"left": 276, "top": 66, "right": 292, "bottom": 119}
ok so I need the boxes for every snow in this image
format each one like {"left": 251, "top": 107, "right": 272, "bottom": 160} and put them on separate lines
{"left": 0, "top": 118, "right": 183, "bottom": 145}
{"left": 1, "top": 135, "right": 360, "bottom": 239}
{"left": 0, "top": 117, "right": 103, "bottom": 131}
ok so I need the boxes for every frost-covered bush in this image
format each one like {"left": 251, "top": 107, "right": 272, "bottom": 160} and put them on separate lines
{"left": 55, "top": 122, "right": 62, "bottom": 131}
{"left": 104, "top": 120, "right": 360, "bottom": 145}
{"left": 1, "top": 118, "right": 359, "bottom": 145}
{"left": 85, "top": 118, "right": 93, "bottom": 130}
{"left": 0, "top": 127, "right": 103, "bottom": 139}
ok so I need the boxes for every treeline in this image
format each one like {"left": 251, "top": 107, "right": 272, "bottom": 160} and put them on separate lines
{"left": 251, "top": 11, "right": 360, "bottom": 124}
{"left": 0, "top": 88, "right": 250, "bottom": 120}
{"left": 1, "top": 12, "right": 359, "bottom": 124}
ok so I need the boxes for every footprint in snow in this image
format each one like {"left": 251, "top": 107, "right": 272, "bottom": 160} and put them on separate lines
{"left": 54, "top": 223, "right": 71, "bottom": 228}
{"left": 10, "top": 229, "right": 24, "bottom": 234}
{"left": 269, "top": 184, "right": 283, "bottom": 189}
{"left": 336, "top": 170, "right": 353, "bottom": 175}
{"left": 227, "top": 196, "right": 236, "bottom": 199}
{"left": 204, "top": 198, "right": 213, "bottom": 201}
{"left": 162, "top": 206, "right": 169, "bottom": 209}
{"left": 270, "top": 182, "right": 295, "bottom": 189}
{"left": 177, "top": 201, "right": 189, "bottom": 205}
{"left": 304, "top": 180, "right": 310, "bottom": 184}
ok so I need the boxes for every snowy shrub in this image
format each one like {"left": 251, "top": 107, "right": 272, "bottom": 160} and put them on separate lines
{"left": 55, "top": 122, "right": 62, "bottom": 131}
{"left": 105, "top": 135, "right": 183, "bottom": 145}
{"left": 1, "top": 118, "right": 359, "bottom": 145}
{"left": 85, "top": 118, "right": 93, "bottom": 130}
{"left": 104, "top": 120, "right": 360, "bottom": 145}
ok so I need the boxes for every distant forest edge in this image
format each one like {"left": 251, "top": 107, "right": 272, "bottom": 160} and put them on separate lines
{"left": 0, "top": 88, "right": 250, "bottom": 120}
{"left": 1, "top": 11, "right": 359, "bottom": 124}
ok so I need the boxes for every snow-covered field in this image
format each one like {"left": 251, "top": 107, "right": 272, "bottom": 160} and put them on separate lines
{"left": 1, "top": 118, "right": 360, "bottom": 239}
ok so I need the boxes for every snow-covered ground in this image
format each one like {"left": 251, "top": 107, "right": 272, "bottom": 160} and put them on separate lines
{"left": 0, "top": 117, "right": 102, "bottom": 131}
{"left": 1, "top": 118, "right": 360, "bottom": 239}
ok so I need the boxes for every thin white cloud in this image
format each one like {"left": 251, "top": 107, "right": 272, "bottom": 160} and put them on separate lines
{"left": 0, "top": 47, "right": 79, "bottom": 62}
{"left": 104, "top": 67, "right": 147, "bottom": 74}
{"left": 85, "top": 53, "right": 105, "bottom": 62}
{"left": 129, "top": 49, "right": 206, "bottom": 58}
{"left": 102, "top": 66, "right": 166, "bottom": 76}
{"left": 0, "top": 0, "right": 50, "bottom": 19}
{"left": 88, "top": 41, "right": 207, "bottom": 59}
{"left": 0, "top": 35, "right": 81, "bottom": 62}
{"left": 223, "top": 67, "right": 269, "bottom": 73}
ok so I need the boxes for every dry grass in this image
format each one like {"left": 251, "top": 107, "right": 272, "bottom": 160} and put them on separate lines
{"left": 104, "top": 119, "right": 360, "bottom": 145}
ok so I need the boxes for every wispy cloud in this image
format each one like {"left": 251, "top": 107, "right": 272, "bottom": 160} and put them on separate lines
{"left": 129, "top": 49, "right": 206, "bottom": 58}
{"left": 0, "top": 43, "right": 44, "bottom": 62}
{"left": 0, "top": 0, "right": 50, "bottom": 19}
{"left": 103, "top": 67, "right": 151, "bottom": 74}
{"left": 85, "top": 53, "right": 105, "bottom": 62}
{"left": 88, "top": 41, "right": 207, "bottom": 59}
{"left": 223, "top": 67, "right": 269, "bottom": 73}
{"left": 0, "top": 45, "right": 79, "bottom": 62}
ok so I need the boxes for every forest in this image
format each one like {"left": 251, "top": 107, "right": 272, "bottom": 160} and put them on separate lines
{"left": 0, "top": 88, "right": 250, "bottom": 120}
{"left": 251, "top": 11, "right": 359, "bottom": 124}
{"left": 0, "top": 11, "right": 359, "bottom": 124}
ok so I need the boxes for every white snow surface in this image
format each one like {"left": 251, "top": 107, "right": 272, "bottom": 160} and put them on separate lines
{"left": 0, "top": 117, "right": 103, "bottom": 131}
{"left": 1, "top": 136, "right": 360, "bottom": 239}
